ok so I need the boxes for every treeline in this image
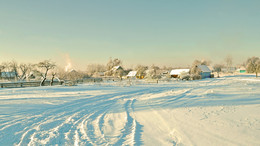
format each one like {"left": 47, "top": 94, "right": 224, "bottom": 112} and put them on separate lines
{"left": 0, "top": 56, "right": 260, "bottom": 85}
{"left": 0, "top": 60, "right": 87, "bottom": 85}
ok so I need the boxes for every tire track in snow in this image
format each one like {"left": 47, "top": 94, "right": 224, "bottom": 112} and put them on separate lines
{"left": 11, "top": 92, "right": 122, "bottom": 145}
{"left": 1, "top": 87, "right": 149, "bottom": 145}
{"left": 115, "top": 99, "right": 143, "bottom": 146}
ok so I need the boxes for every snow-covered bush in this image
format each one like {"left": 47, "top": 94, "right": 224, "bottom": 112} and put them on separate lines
{"left": 179, "top": 72, "right": 190, "bottom": 80}
{"left": 190, "top": 74, "right": 201, "bottom": 80}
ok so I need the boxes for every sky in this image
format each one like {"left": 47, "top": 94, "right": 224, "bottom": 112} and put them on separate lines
{"left": 0, "top": 0, "right": 260, "bottom": 70}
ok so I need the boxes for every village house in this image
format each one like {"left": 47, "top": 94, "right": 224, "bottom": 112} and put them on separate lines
{"left": 127, "top": 71, "right": 137, "bottom": 78}
{"left": 0, "top": 72, "right": 17, "bottom": 80}
{"left": 111, "top": 66, "right": 124, "bottom": 72}
{"left": 197, "top": 65, "right": 212, "bottom": 79}
{"left": 236, "top": 67, "right": 246, "bottom": 73}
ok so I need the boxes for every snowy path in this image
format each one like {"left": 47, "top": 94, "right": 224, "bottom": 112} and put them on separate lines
{"left": 0, "top": 75, "right": 260, "bottom": 145}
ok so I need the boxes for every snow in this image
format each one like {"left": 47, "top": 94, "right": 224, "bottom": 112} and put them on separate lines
{"left": 170, "top": 69, "right": 190, "bottom": 75}
{"left": 198, "top": 65, "right": 211, "bottom": 72}
{"left": 127, "top": 71, "right": 137, "bottom": 77}
{"left": 0, "top": 75, "right": 260, "bottom": 145}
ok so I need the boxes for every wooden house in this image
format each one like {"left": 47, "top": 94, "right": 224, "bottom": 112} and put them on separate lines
{"left": 197, "top": 65, "right": 211, "bottom": 79}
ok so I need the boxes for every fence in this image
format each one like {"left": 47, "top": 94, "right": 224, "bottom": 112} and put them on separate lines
{"left": 0, "top": 81, "right": 63, "bottom": 88}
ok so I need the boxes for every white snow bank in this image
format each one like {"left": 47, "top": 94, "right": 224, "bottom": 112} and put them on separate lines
{"left": 0, "top": 75, "right": 260, "bottom": 145}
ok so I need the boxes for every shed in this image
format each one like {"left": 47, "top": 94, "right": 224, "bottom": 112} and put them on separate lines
{"left": 197, "top": 65, "right": 211, "bottom": 79}
{"left": 170, "top": 69, "right": 190, "bottom": 78}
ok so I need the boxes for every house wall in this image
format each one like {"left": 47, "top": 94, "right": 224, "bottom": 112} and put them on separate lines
{"left": 136, "top": 75, "right": 144, "bottom": 79}
{"left": 200, "top": 72, "right": 211, "bottom": 79}
{"left": 171, "top": 75, "right": 178, "bottom": 78}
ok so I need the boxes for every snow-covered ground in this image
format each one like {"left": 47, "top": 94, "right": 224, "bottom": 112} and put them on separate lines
{"left": 0, "top": 75, "right": 260, "bottom": 146}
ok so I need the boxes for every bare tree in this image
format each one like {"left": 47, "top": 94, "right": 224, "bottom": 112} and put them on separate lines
{"left": 38, "top": 60, "right": 56, "bottom": 86}
{"left": 214, "top": 64, "right": 224, "bottom": 78}
{"left": 0, "top": 64, "right": 5, "bottom": 79}
{"left": 9, "top": 60, "right": 19, "bottom": 80}
{"left": 225, "top": 55, "right": 233, "bottom": 72}
{"left": 246, "top": 57, "right": 260, "bottom": 77}
{"left": 50, "top": 72, "right": 56, "bottom": 86}
{"left": 19, "top": 63, "right": 34, "bottom": 80}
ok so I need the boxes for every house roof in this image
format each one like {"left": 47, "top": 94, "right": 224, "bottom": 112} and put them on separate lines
{"left": 239, "top": 66, "right": 246, "bottom": 70}
{"left": 111, "top": 66, "right": 123, "bottom": 71}
{"left": 170, "top": 69, "right": 190, "bottom": 75}
{"left": 208, "top": 66, "right": 214, "bottom": 71}
{"left": 127, "top": 71, "right": 137, "bottom": 77}
{"left": 198, "top": 65, "right": 211, "bottom": 73}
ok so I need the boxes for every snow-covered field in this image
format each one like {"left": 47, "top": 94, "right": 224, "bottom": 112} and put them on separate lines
{"left": 0, "top": 75, "right": 260, "bottom": 146}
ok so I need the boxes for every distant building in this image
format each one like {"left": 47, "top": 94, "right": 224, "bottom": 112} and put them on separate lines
{"left": 208, "top": 66, "right": 214, "bottom": 72}
{"left": 104, "top": 66, "right": 125, "bottom": 78}
{"left": 170, "top": 69, "right": 190, "bottom": 78}
{"left": 92, "top": 72, "right": 105, "bottom": 77}
{"left": 127, "top": 71, "right": 137, "bottom": 78}
{"left": 0, "top": 72, "right": 17, "bottom": 80}
{"left": 221, "top": 67, "right": 236, "bottom": 73}
{"left": 197, "top": 65, "right": 211, "bottom": 79}
{"left": 237, "top": 67, "right": 246, "bottom": 73}
{"left": 111, "top": 66, "right": 124, "bottom": 72}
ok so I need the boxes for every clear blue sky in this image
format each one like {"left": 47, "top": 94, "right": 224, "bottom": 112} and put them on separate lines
{"left": 0, "top": 0, "right": 259, "bottom": 69}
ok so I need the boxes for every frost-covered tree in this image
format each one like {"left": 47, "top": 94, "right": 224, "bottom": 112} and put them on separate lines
{"left": 213, "top": 64, "right": 224, "bottom": 78}
{"left": 86, "top": 64, "right": 106, "bottom": 76}
{"left": 19, "top": 63, "right": 35, "bottom": 80}
{"left": 135, "top": 65, "right": 148, "bottom": 79}
{"left": 9, "top": 61, "right": 19, "bottom": 79}
{"left": 190, "top": 59, "right": 211, "bottom": 80}
{"left": 190, "top": 60, "right": 202, "bottom": 75}
{"left": 151, "top": 65, "right": 160, "bottom": 75}
{"left": 201, "top": 59, "right": 211, "bottom": 66}
{"left": 246, "top": 57, "right": 260, "bottom": 77}
{"left": 146, "top": 65, "right": 160, "bottom": 79}
{"left": 105, "top": 58, "right": 122, "bottom": 76}
{"left": 114, "top": 69, "right": 124, "bottom": 80}
{"left": 0, "top": 62, "right": 9, "bottom": 72}
{"left": 38, "top": 60, "right": 56, "bottom": 86}
{"left": 106, "top": 58, "right": 122, "bottom": 71}
{"left": 50, "top": 72, "right": 56, "bottom": 86}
